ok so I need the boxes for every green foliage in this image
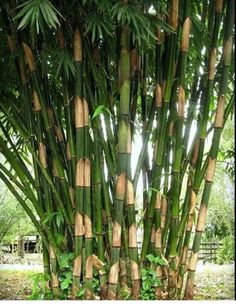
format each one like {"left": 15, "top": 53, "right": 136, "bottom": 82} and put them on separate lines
{"left": 42, "top": 211, "right": 64, "bottom": 229}
{"left": 85, "top": 10, "right": 113, "bottom": 43}
{"left": 0, "top": 184, "right": 37, "bottom": 244}
{"left": 54, "top": 50, "right": 76, "bottom": 80}
{"left": 139, "top": 254, "right": 167, "bottom": 300}
{"left": 111, "top": 2, "right": 157, "bottom": 47}
{"left": 203, "top": 117, "right": 234, "bottom": 240}
{"left": 14, "top": 0, "right": 63, "bottom": 34}
{"left": 118, "top": 285, "right": 132, "bottom": 300}
{"left": 91, "top": 274, "right": 100, "bottom": 296}
{"left": 91, "top": 105, "right": 112, "bottom": 120}
{"left": 58, "top": 252, "right": 74, "bottom": 269}
{"left": 28, "top": 273, "right": 53, "bottom": 300}
{"left": 216, "top": 235, "right": 235, "bottom": 265}
{"left": 60, "top": 271, "right": 72, "bottom": 290}
{"left": 140, "top": 267, "right": 161, "bottom": 300}
{"left": 76, "top": 287, "right": 85, "bottom": 299}
{"left": 145, "top": 254, "right": 168, "bottom": 266}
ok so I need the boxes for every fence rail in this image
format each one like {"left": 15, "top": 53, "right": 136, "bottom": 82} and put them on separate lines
{"left": 136, "top": 241, "right": 223, "bottom": 263}
{"left": 197, "top": 242, "right": 223, "bottom": 262}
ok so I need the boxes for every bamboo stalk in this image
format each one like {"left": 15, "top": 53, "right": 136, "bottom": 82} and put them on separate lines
{"left": 108, "top": 25, "right": 131, "bottom": 300}
{"left": 184, "top": 0, "right": 234, "bottom": 299}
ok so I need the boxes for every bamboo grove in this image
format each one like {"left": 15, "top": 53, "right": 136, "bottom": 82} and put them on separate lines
{"left": 0, "top": 0, "right": 234, "bottom": 300}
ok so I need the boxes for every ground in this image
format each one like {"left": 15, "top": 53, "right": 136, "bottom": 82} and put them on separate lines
{"left": 0, "top": 254, "right": 234, "bottom": 300}
{"left": 194, "top": 262, "right": 235, "bottom": 300}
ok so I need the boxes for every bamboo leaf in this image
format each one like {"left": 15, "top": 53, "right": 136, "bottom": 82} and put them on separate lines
{"left": 91, "top": 105, "right": 105, "bottom": 120}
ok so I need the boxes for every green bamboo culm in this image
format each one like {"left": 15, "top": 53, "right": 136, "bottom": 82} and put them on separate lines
{"left": 167, "top": 0, "right": 191, "bottom": 299}
{"left": 73, "top": 27, "right": 85, "bottom": 296}
{"left": 126, "top": 124, "right": 140, "bottom": 299}
{"left": 108, "top": 24, "right": 131, "bottom": 300}
{"left": 184, "top": 0, "right": 234, "bottom": 299}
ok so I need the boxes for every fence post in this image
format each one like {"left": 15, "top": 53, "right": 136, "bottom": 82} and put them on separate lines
{"left": 17, "top": 235, "right": 24, "bottom": 258}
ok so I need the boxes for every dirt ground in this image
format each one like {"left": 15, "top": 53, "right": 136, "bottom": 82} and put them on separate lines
{"left": 0, "top": 257, "right": 234, "bottom": 300}
{"left": 194, "top": 262, "right": 235, "bottom": 300}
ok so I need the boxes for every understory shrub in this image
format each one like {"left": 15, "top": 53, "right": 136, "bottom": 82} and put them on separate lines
{"left": 216, "top": 235, "right": 234, "bottom": 264}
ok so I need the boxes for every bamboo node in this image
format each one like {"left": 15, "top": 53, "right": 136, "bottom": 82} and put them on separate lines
{"left": 73, "top": 255, "right": 82, "bottom": 277}
{"left": 76, "top": 159, "right": 85, "bottom": 187}
{"left": 214, "top": 96, "right": 225, "bottom": 128}
{"left": 83, "top": 98, "right": 89, "bottom": 126}
{"left": 205, "top": 158, "right": 217, "bottom": 182}
{"left": 92, "top": 254, "right": 105, "bottom": 270}
{"left": 155, "top": 227, "right": 162, "bottom": 249}
{"left": 107, "top": 289, "right": 117, "bottom": 300}
{"left": 128, "top": 223, "right": 137, "bottom": 248}
{"left": 156, "top": 28, "right": 161, "bottom": 44}
{"left": 22, "top": 42, "right": 36, "bottom": 72}
{"left": 66, "top": 143, "right": 71, "bottom": 160}
{"left": 109, "top": 262, "right": 119, "bottom": 284}
{"left": 74, "top": 28, "right": 82, "bottom": 61}
{"left": 215, "top": 0, "right": 223, "bottom": 13}
{"left": 127, "top": 123, "right": 132, "bottom": 154}
{"left": 184, "top": 277, "right": 195, "bottom": 299}
{"left": 161, "top": 196, "right": 168, "bottom": 215}
{"left": 151, "top": 226, "right": 155, "bottom": 243}
{"left": 170, "top": 0, "right": 179, "bottom": 31}
{"left": 84, "top": 214, "right": 92, "bottom": 238}
{"left": 155, "top": 265, "right": 162, "bottom": 278}
{"left": 191, "top": 139, "right": 200, "bottom": 166}
{"left": 51, "top": 273, "right": 59, "bottom": 288}
{"left": 116, "top": 173, "right": 126, "bottom": 200}
{"left": 161, "top": 216, "right": 166, "bottom": 229}
{"left": 69, "top": 187, "right": 75, "bottom": 208}
{"left": 155, "top": 83, "right": 162, "bottom": 107}
{"left": 55, "top": 126, "right": 63, "bottom": 142}
{"left": 7, "top": 35, "right": 16, "bottom": 54}
{"left": 186, "top": 215, "right": 193, "bottom": 231}
{"left": 58, "top": 30, "right": 65, "bottom": 49}
{"left": 196, "top": 204, "right": 207, "bottom": 232}
{"left": 208, "top": 48, "right": 216, "bottom": 80}
{"left": 75, "top": 212, "right": 84, "bottom": 236}
{"left": 189, "top": 190, "right": 196, "bottom": 214}
{"left": 169, "top": 120, "right": 174, "bottom": 136}
{"left": 84, "top": 159, "right": 91, "bottom": 187}
{"left": 181, "top": 246, "right": 188, "bottom": 265}
{"left": 130, "top": 260, "right": 140, "bottom": 280}
{"left": 52, "top": 159, "right": 59, "bottom": 177}
{"left": 33, "top": 91, "right": 41, "bottom": 111}
{"left": 112, "top": 221, "right": 122, "bottom": 247}
{"left": 181, "top": 17, "right": 191, "bottom": 52}
{"left": 178, "top": 86, "right": 185, "bottom": 117}
{"left": 188, "top": 253, "right": 198, "bottom": 271}
{"left": 84, "top": 288, "right": 94, "bottom": 300}
{"left": 130, "top": 48, "right": 139, "bottom": 76}
{"left": 126, "top": 180, "right": 135, "bottom": 205}
{"left": 155, "top": 192, "right": 161, "bottom": 209}
{"left": 75, "top": 96, "right": 84, "bottom": 128}
{"left": 222, "top": 36, "right": 233, "bottom": 66}
{"left": 19, "top": 58, "right": 27, "bottom": 85}
{"left": 119, "top": 257, "right": 127, "bottom": 273}
{"left": 85, "top": 255, "right": 93, "bottom": 279}
{"left": 39, "top": 142, "right": 47, "bottom": 168}
{"left": 49, "top": 245, "right": 56, "bottom": 259}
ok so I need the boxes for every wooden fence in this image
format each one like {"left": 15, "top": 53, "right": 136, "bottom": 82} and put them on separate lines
{"left": 197, "top": 242, "right": 223, "bottom": 262}
{"left": 137, "top": 241, "right": 223, "bottom": 263}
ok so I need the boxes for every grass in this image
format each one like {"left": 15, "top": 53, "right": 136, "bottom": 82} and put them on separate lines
{"left": 194, "top": 263, "right": 235, "bottom": 300}
{"left": 0, "top": 263, "right": 234, "bottom": 300}
{"left": 0, "top": 269, "right": 41, "bottom": 300}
